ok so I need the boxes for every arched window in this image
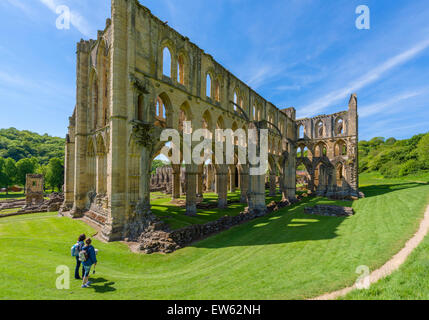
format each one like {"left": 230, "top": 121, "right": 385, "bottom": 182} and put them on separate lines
{"left": 315, "top": 121, "right": 324, "bottom": 138}
{"left": 156, "top": 97, "right": 165, "bottom": 119}
{"left": 177, "top": 55, "right": 185, "bottom": 85}
{"left": 206, "top": 73, "right": 212, "bottom": 98}
{"left": 233, "top": 91, "right": 238, "bottom": 111}
{"left": 335, "top": 117, "right": 344, "bottom": 135}
{"left": 334, "top": 141, "right": 347, "bottom": 157}
{"left": 137, "top": 94, "right": 144, "bottom": 121}
{"left": 298, "top": 125, "right": 304, "bottom": 139}
{"left": 163, "top": 47, "right": 172, "bottom": 77}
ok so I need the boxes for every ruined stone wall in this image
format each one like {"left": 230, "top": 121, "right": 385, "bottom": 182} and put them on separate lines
{"left": 296, "top": 94, "right": 359, "bottom": 199}
{"left": 61, "top": 0, "right": 359, "bottom": 242}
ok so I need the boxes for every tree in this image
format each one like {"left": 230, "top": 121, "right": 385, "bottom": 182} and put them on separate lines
{"left": 0, "top": 158, "right": 7, "bottom": 193}
{"left": 46, "top": 158, "right": 64, "bottom": 191}
{"left": 36, "top": 164, "right": 48, "bottom": 192}
{"left": 16, "top": 158, "right": 36, "bottom": 191}
{"left": 417, "top": 133, "right": 429, "bottom": 164}
{"left": 4, "top": 158, "right": 17, "bottom": 194}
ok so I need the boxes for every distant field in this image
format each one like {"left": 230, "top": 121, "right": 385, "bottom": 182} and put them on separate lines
{"left": 0, "top": 173, "right": 428, "bottom": 299}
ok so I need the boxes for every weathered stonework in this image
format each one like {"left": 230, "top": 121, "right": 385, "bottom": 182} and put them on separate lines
{"left": 61, "top": 0, "right": 360, "bottom": 242}
{"left": 304, "top": 205, "right": 355, "bottom": 217}
{"left": 25, "top": 174, "right": 44, "bottom": 207}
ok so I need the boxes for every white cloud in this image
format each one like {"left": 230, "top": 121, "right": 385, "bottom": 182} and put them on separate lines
{"left": 359, "top": 89, "right": 428, "bottom": 118}
{"left": 299, "top": 38, "right": 429, "bottom": 118}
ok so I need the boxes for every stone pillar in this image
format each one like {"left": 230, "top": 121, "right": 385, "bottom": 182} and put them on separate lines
{"left": 171, "top": 164, "right": 181, "bottom": 199}
{"left": 247, "top": 123, "right": 267, "bottom": 214}
{"left": 239, "top": 165, "right": 249, "bottom": 203}
{"left": 62, "top": 131, "right": 75, "bottom": 211}
{"left": 137, "top": 147, "right": 152, "bottom": 213}
{"left": 216, "top": 165, "right": 228, "bottom": 208}
{"left": 229, "top": 165, "right": 236, "bottom": 192}
{"left": 71, "top": 40, "right": 91, "bottom": 218}
{"left": 196, "top": 166, "right": 204, "bottom": 202}
{"left": 269, "top": 173, "right": 277, "bottom": 196}
{"left": 185, "top": 164, "right": 197, "bottom": 216}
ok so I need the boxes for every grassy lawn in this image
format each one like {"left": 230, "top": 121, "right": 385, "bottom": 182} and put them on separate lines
{"left": 151, "top": 190, "right": 282, "bottom": 230}
{"left": 0, "top": 192, "right": 25, "bottom": 201}
{"left": 340, "top": 172, "right": 429, "bottom": 300}
{"left": 0, "top": 173, "right": 428, "bottom": 300}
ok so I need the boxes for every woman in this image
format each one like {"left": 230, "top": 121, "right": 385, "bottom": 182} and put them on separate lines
{"left": 81, "top": 238, "right": 97, "bottom": 288}
{"left": 74, "top": 234, "right": 86, "bottom": 280}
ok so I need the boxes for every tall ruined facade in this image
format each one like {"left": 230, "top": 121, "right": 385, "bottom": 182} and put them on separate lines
{"left": 60, "top": 0, "right": 359, "bottom": 242}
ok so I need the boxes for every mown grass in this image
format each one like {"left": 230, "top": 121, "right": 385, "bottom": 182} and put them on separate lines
{"left": 0, "top": 173, "right": 428, "bottom": 300}
{"left": 341, "top": 172, "right": 429, "bottom": 300}
{"left": 151, "top": 190, "right": 282, "bottom": 230}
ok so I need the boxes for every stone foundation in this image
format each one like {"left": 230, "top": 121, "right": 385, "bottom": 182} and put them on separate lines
{"left": 304, "top": 205, "right": 354, "bottom": 217}
{"left": 137, "top": 198, "right": 300, "bottom": 254}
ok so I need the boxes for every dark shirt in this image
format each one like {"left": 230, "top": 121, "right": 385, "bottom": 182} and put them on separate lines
{"left": 82, "top": 245, "right": 97, "bottom": 267}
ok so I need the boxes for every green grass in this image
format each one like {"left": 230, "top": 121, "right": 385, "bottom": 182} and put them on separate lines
{"left": 340, "top": 172, "right": 429, "bottom": 300}
{"left": 0, "top": 174, "right": 428, "bottom": 300}
{"left": 151, "top": 190, "right": 282, "bottom": 230}
{"left": 0, "top": 192, "right": 25, "bottom": 201}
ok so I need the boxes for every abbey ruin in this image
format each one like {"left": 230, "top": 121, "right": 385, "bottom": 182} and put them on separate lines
{"left": 60, "top": 0, "right": 360, "bottom": 242}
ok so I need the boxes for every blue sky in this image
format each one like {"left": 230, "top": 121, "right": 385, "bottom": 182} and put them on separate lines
{"left": 0, "top": 0, "right": 428, "bottom": 141}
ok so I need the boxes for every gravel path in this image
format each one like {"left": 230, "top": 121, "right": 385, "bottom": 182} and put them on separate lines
{"left": 313, "top": 204, "right": 429, "bottom": 300}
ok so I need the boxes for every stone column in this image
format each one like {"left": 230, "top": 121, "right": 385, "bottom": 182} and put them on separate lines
{"left": 216, "top": 164, "right": 228, "bottom": 208}
{"left": 229, "top": 165, "right": 236, "bottom": 192}
{"left": 185, "top": 164, "right": 198, "bottom": 216}
{"left": 62, "top": 131, "right": 75, "bottom": 212}
{"left": 71, "top": 40, "right": 91, "bottom": 218}
{"left": 247, "top": 123, "right": 267, "bottom": 214}
{"left": 239, "top": 165, "right": 249, "bottom": 203}
{"left": 171, "top": 164, "right": 181, "bottom": 199}
{"left": 269, "top": 173, "right": 277, "bottom": 196}
{"left": 196, "top": 165, "right": 204, "bottom": 202}
{"left": 137, "top": 147, "right": 152, "bottom": 213}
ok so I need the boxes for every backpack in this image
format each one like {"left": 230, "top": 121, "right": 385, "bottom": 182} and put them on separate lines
{"left": 79, "top": 247, "right": 89, "bottom": 262}
{"left": 71, "top": 242, "right": 83, "bottom": 257}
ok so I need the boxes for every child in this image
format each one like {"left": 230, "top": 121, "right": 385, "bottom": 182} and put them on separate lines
{"left": 81, "top": 238, "right": 97, "bottom": 288}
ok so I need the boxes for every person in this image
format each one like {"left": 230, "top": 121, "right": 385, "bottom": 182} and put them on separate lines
{"left": 81, "top": 238, "right": 97, "bottom": 288}
{"left": 74, "top": 234, "right": 86, "bottom": 280}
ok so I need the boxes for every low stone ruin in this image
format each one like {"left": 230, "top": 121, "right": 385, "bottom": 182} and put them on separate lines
{"left": 304, "top": 205, "right": 354, "bottom": 217}
{"left": 0, "top": 199, "right": 26, "bottom": 211}
{"left": 136, "top": 198, "right": 299, "bottom": 254}
{"left": 150, "top": 167, "right": 173, "bottom": 193}
{"left": 0, "top": 193, "right": 65, "bottom": 218}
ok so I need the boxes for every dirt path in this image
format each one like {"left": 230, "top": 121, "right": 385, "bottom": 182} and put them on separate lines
{"left": 313, "top": 204, "right": 429, "bottom": 300}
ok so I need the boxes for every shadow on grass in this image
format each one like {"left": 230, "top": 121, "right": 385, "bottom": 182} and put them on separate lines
{"left": 191, "top": 181, "right": 429, "bottom": 249}
{"left": 191, "top": 196, "right": 349, "bottom": 249}
{"left": 87, "top": 277, "right": 116, "bottom": 293}
{"left": 360, "top": 182, "right": 429, "bottom": 198}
